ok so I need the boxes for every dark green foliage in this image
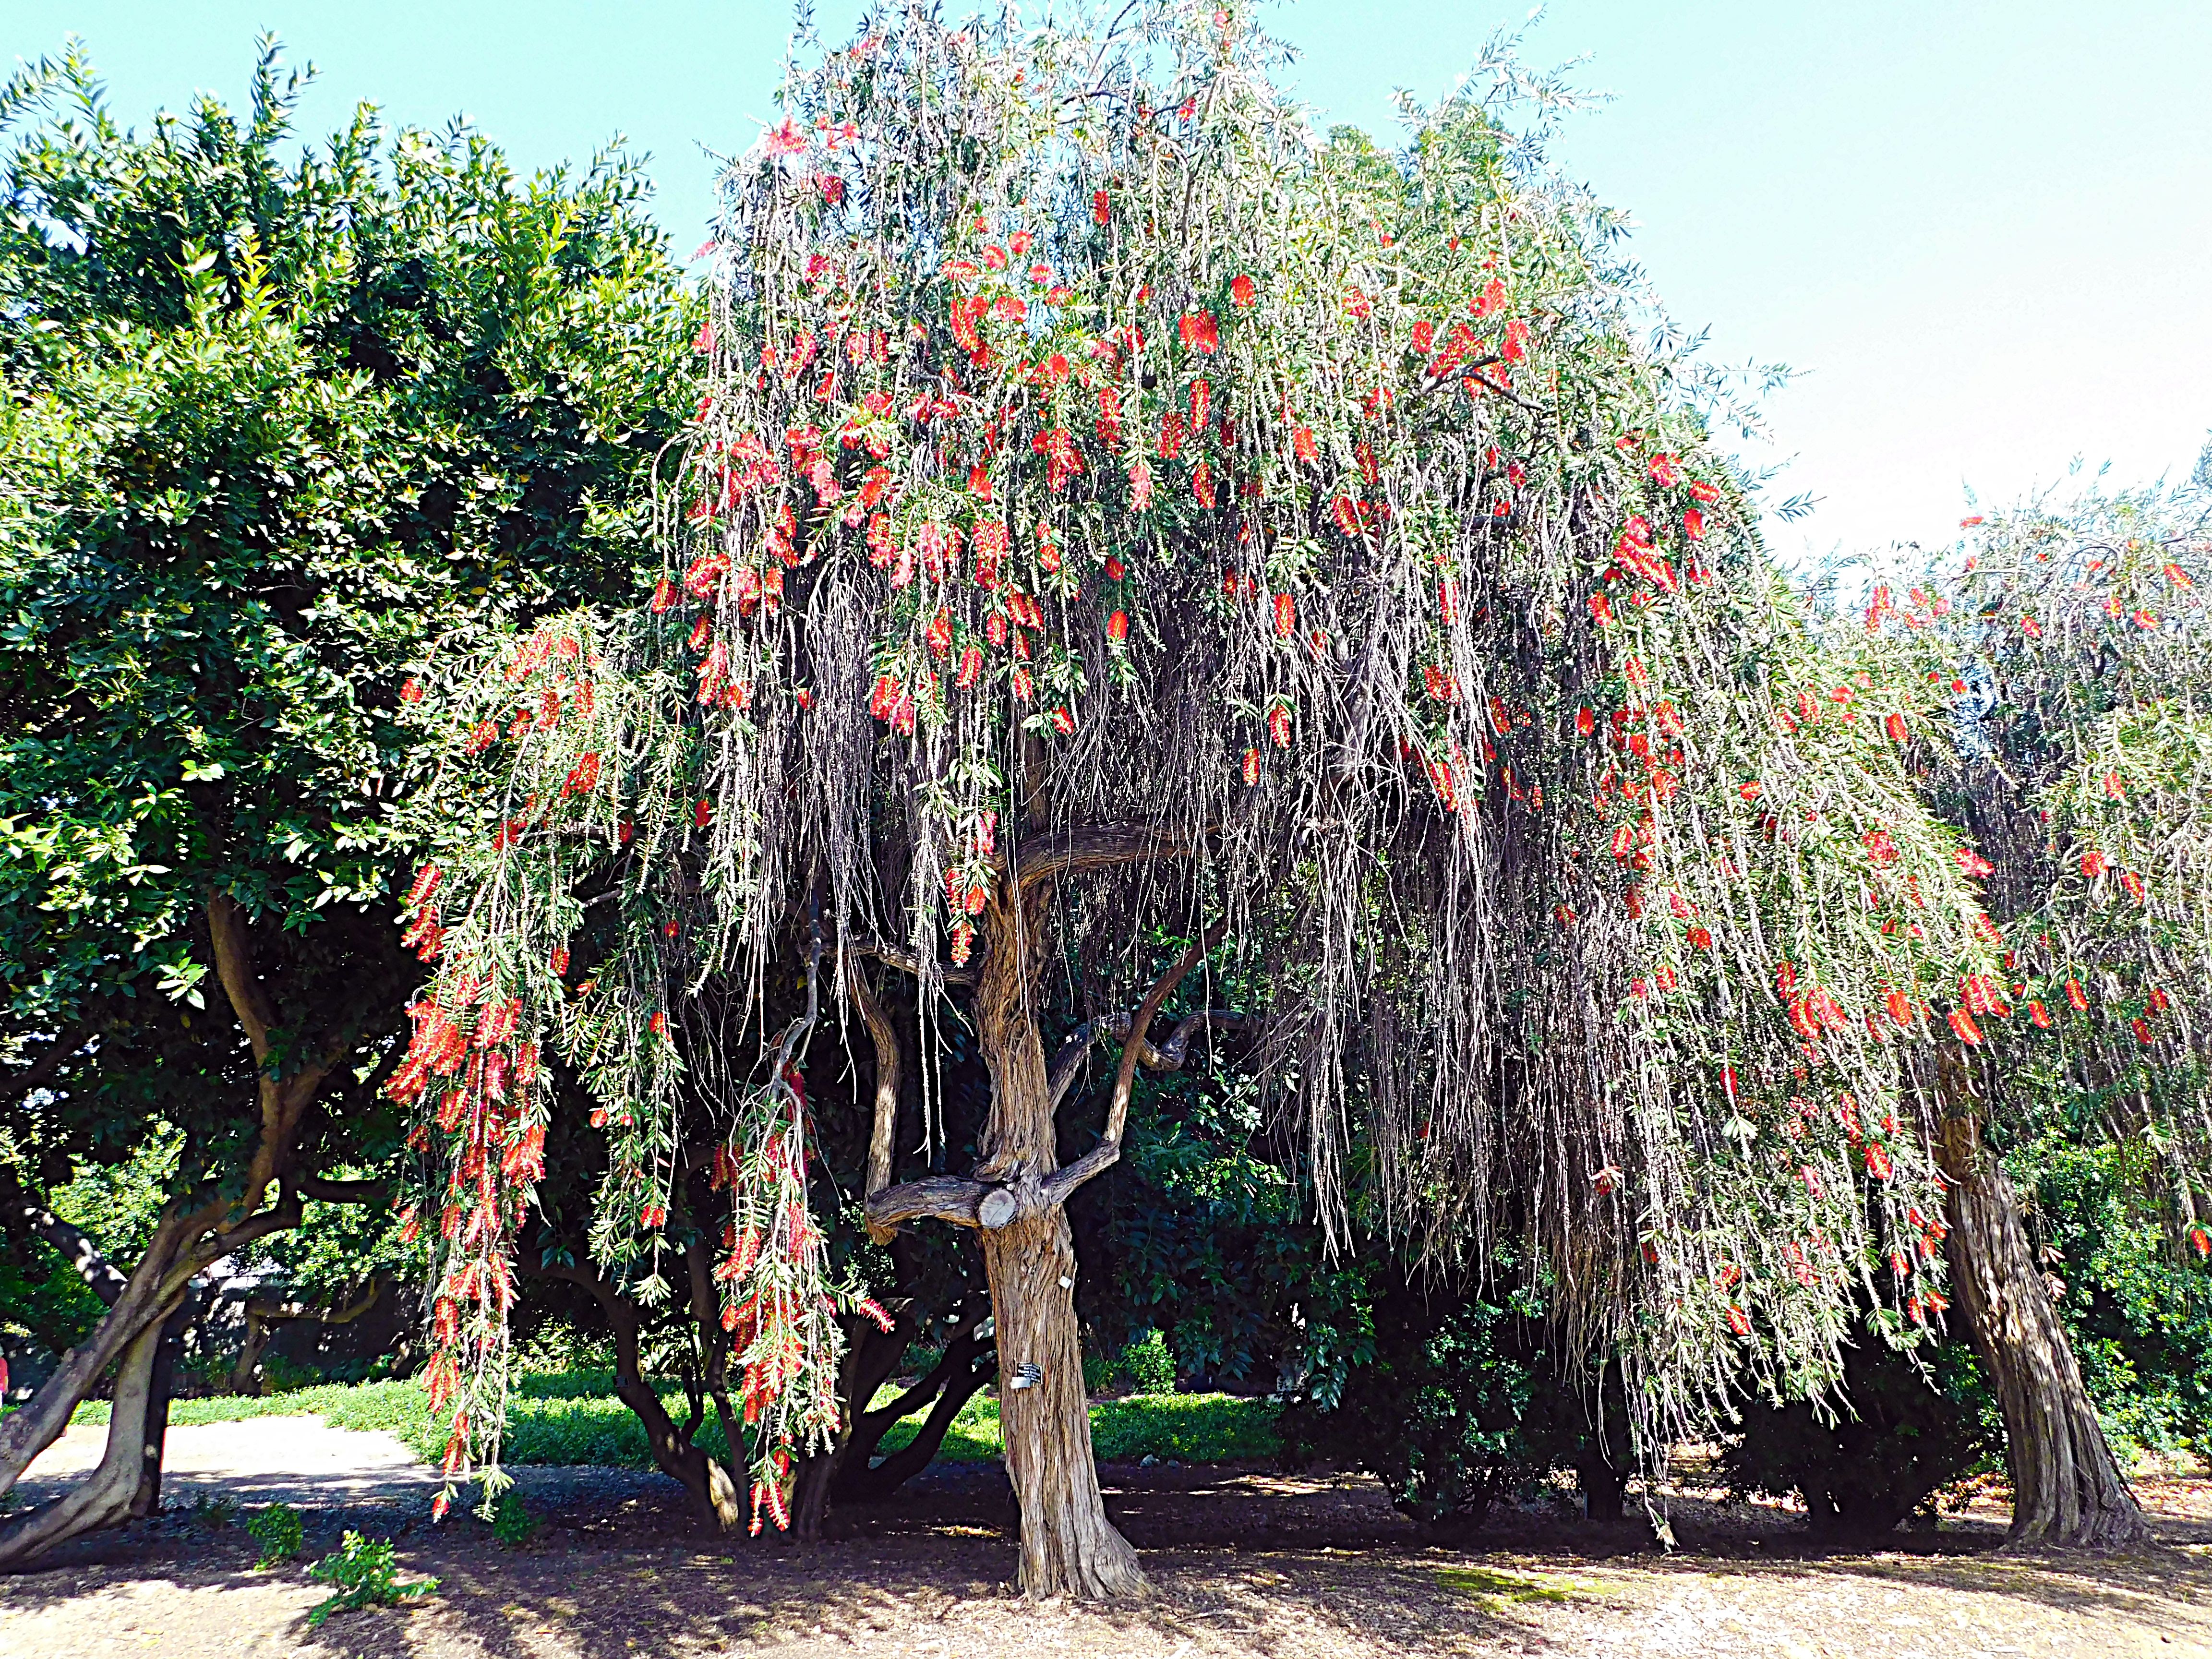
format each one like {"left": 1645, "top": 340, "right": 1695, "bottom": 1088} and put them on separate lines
{"left": 1276, "top": 1274, "right": 1621, "bottom": 1530}
{"left": 488, "top": 1489, "right": 538, "bottom": 1546}
{"left": 244, "top": 1500, "right": 302, "bottom": 1565}
{"left": 0, "top": 35, "right": 693, "bottom": 1214}
{"left": 2013, "top": 1133, "right": 2212, "bottom": 1455}
{"left": 306, "top": 1531, "right": 438, "bottom": 1626}
{"left": 1718, "top": 1325, "right": 1996, "bottom": 1538}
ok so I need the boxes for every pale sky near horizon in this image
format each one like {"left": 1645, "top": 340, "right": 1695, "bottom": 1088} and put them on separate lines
{"left": 8, "top": 1, "right": 2209, "bottom": 567}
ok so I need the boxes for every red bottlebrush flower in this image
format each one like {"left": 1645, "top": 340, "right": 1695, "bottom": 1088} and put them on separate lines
{"left": 1690, "top": 480, "right": 1720, "bottom": 505}
{"left": 950, "top": 920, "right": 974, "bottom": 966}
{"left": 1687, "top": 925, "right": 1713, "bottom": 950}
{"left": 987, "top": 613, "right": 1010, "bottom": 649}
{"left": 1411, "top": 319, "right": 1435, "bottom": 354}
{"left": 1682, "top": 507, "right": 1706, "bottom": 541}
{"left": 926, "top": 610, "right": 954, "bottom": 660}
{"left": 1050, "top": 705, "right": 1075, "bottom": 736}
{"left": 1623, "top": 515, "right": 1654, "bottom": 548}
{"left": 399, "top": 676, "right": 425, "bottom": 705}
{"left": 1501, "top": 318, "right": 1530, "bottom": 360}
{"left": 1192, "top": 460, "right": 1217, "bottom": 508}
{"left": 1292, "top": 425, "right": 1318, "bottom": 463}
{"left": 1092, "top": 188, "right": 1111, "bottom": 224}
{"left": 2121, "top": 869, "right": 2147, "bottom": 904}
{"left": 1106, "top": 610, "right": 1130, "bottom": 644}
{"left": 2066, "top": 976, "right": 2088, "bottom": 1011}
{"left": 1012, "top": 666, "right": 1034, "bottom": 702}
{"left": 651, "top": 579, "right": 677, "bottom": 613}
{"left": 1955, "top": 848, "right": 1993, "bottom": 878}
{"left": 1885, "top": 711, "right": 1909, "bottom": 743}
{"left": 1267, "top": 703, "right": 1292, "bottom": 749}
{"left": 641, "top": 1203, "right": 667, "bottom": 1230}
{"left": 956, "top": 645, "right": 983, "bottom": 689}
{"left": 1589, "top": 591, "right": 1614, "bottom": 627}
{"left": 1946, "top": 1008, "right": 1984, "bottom": 1046}
{"left": 1885, "top": 987, "right": 1913, "bottom": 1026}
{"left": 2080, "top": 849, "right": 2108, "bottom": 878}
{"left": 1739, "top": 779, "right": 1761, "bottom": 801}
{"left": 1178, "top": 310, "right": 1220, "bottom": 353}
{"left": 1188, "top": 378, "right": 1211, "bottom": 431}
{"left": 1648, "top": 453, "right": 1682, "bottom": 487}
{"left": 2190, "top": 1225, "right": 2211, "bottom": 1259}
{"left": 1438, "top": 576, "right": 1461, "bottom": 624}
{"left": 1105, "top": 554, "right": 1127, "bottom": 582}
{"left": 407, "top": 864, "right": 443, "bottom": 909}
{"left": 2133, "top": 1016, "right": 2155, "bottom": 1045}
{"left": 1273, "top": 591, "right": 1297, "bottom": 640}
{"left": 1576, "top": 706, "right": 1595, "bottom": 737}
{"left": 1230, "top": 273, "right": 1257, "bottom": 308}
{"left": 965, "top": 883, "right": 988, "bottom": 917}
{"left": 1726, "top": 1305, "right": 1751, "bottom": 1337}
{"left": 551, "top": 947, "right": 570, "bottom": 975}
{"left": 1865, "top": 1142, "right": 1894, "bottom": 1181}
{"left": 1592, "top": 1165, "right": 1622, "bottom": 1196}
{"left": 1242, "top": 746, "right": 1260, "bottom": 785}
{"left": 2104, "top": 769, "right": 2126, "bottom": 800}
{"left": 2028, "top": 999, "right": 2051, "bottom": 1028}
{"left": 694, "top": 798, "right": 713, "bottom": 828}
{"left": 649, "top": 1011, "right": 669, "bottom": 1037}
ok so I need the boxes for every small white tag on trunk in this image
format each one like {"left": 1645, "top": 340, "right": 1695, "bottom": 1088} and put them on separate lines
{"left": 1010, "top": 1362, "right": 1043, "bottom": 1391}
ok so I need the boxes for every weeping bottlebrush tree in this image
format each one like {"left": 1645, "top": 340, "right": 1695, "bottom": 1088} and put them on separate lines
{"left": 385, "top": 6, "right": 2009, "bottom": 1596}
{"left": 1918, "top": 471, "right": 2212, "bottom": 1544}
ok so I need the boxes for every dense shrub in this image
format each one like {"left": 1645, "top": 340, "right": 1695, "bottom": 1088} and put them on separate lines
{"left": 1276, "top": 1274, "right": 1627, "bottom": 1529}
{"left": 1718, "top": 1326, "right": 1996, "bottom": 1537}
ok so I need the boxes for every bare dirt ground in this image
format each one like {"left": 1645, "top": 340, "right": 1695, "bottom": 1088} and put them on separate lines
{"left": 4, "top": 1418, "right": 2210, "bottom": 1659}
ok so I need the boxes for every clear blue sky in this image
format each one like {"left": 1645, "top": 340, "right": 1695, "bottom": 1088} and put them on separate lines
{"left": 9, "top": 1, "right": 2210, "bottom": 561}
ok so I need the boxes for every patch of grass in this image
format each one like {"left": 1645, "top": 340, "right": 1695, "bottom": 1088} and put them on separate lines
{"left": 73, "top": 1373, "right": 1278, "bottom": 1470}
{"left": 1434, "top": 1566, "right": 1574, "bottom": 1605}
{"left": 868, "top": 1390, "right": 1279, "bottom": 1464}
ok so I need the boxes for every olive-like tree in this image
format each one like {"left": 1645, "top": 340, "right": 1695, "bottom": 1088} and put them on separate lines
{"left": 0, "top": 40, "right": 692, "bottom": 1562}
{"left": 392, "top": 8, "right": 2008, "bottom": 1597}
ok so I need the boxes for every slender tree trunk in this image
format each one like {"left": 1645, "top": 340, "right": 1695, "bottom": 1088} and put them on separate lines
{"left": 130, "top": 1288, "right": 198, "bottom": 1519}
{"left": 0, "top": 1213, "right": 191, "bottom": 1503}
{"left": 1937, "top": 1116, "right": 2149, "bottom": 1547}
{"left": 970, "top": 890, "right": 1145, "bottom": 1599}
{"left": 0, "top": 1309, "right": 173, "bottom": 1568}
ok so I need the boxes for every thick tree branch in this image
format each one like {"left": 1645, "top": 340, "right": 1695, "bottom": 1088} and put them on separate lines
{"left": 1007, "top": 822, "right": 1203, "bottom": 890}
{"left": 289, "top": 1171, "right": 388, "bottom": 1206}
{"left": 0, "top": 1174, "right": 129, "bottom": 1307}
{"left": 864, "top": 1173, "right": 988, "bottom": 1232}
{"left": 845, "top": 935, "right": 977, "bottom": 987}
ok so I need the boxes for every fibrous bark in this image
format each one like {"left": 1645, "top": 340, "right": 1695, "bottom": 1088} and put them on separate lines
{"left": 1937, "top": 1115, "right": 2149, "bottom": 1548}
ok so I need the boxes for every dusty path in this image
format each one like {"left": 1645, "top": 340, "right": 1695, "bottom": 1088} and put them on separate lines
{"left": 4, "top": 1419, "right": 2209, "bottom": 1658}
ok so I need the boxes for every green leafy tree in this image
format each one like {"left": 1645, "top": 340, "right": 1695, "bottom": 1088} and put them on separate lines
{"left": 0, "top": 39, "right": 693, "bottom": 1563}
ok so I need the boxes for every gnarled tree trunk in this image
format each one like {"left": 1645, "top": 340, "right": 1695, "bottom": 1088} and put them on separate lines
{"left": 0, "top": 1300, "right": 177, "bottom": 1567}
{"left": 967, "top": 889, "right": 1144, "bottom": 1600}
{"left": 1937, "top": 1115, "right": 2149, "bottom": 1547}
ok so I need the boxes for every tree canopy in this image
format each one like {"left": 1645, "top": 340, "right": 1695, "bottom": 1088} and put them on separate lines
{"left": 387, "top": 6, "right": 2010, "bottom": 1586}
